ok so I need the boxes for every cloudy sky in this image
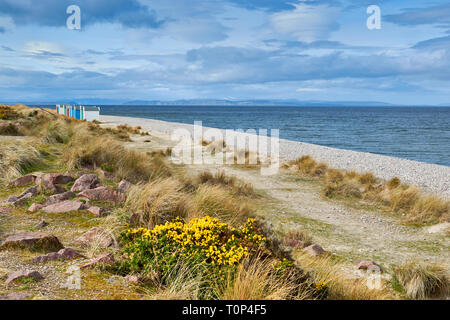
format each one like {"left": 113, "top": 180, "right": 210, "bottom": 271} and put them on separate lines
{"left": 0, "top": 0, "right": 449, "bottom": 105}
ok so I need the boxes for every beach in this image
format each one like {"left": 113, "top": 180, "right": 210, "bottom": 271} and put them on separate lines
{"left": 101, "top": 114, "right": 450, "bottom": 199}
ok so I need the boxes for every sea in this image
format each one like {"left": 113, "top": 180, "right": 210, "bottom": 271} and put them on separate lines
{"left": 51, "top": 105, "right": 450, "bottom": 166}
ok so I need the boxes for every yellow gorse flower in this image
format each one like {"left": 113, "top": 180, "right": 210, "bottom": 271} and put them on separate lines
{"left": 126, "top": 216, "right": 266, "bottom": 266}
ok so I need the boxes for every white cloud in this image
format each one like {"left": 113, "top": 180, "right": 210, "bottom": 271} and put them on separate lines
{"left": 296, "top": 87, "right": 322, "bottom": 92}
{"left": 269, "top": 3, "right": 340, "bottom": 42}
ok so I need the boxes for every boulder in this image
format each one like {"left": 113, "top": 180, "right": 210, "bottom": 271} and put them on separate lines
{"left": 0, "top": 207, "right": 13, "bottom": 214}
{"left": 42, "top": 200, "right": 86, "bottom": 213}
{"left": 303, "top": 244, "right": 325, "bottom": 257}
{"left": 75, "top": 227, "right": 115, "bottom": 248}
{"left": 71, "top": 174, "right": 101, "bottom": 192}
{"left": 8, "top": 175, "right": 37, "bottom": 186}
{"left": 77, "top": 187, "right": 125, "bottom": 203}
{"left": 81, "top": 253, "right": 114, "bottom": 269}
{"left": 0, "top": 292, "right": 33, "bottom": 300}
{"left": 87, "top": 206, "right": 110, "bottom": 217}
{"left": 117, "top": 180, "right": 132, "bottom": 194}
{"left": 5, "top": 270, "right": 44, "bottom": 284}
{"left": 0, "top": 232, "right": 64, "bottom": 252}
{"left": 32, "top": 248, "right": 85, "bottom": 263}
{"left": 44, "top": 191, "right": 75, "bottom": 206}
{"left": 28, "top": 203, "right": 44, "bottom": 213}
{"left": 37, "top": 173, "right": 74, "bottom": 186}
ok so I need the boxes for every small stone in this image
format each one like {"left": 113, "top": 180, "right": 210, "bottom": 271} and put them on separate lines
{"left": 77, "top": 187, "right": 125, "bottom": 203}
{"left": 75, "top": 227, "right": 115, "bottom": 248}
{"left": 33, "top": 248, "right": 85, "bottom": 263}
{"left": 33, "top": 220, "right": 48, "bottom": 229}
{"left": 303, "top": 244, "right": 325, "bottom": 257}
{"left": 6, "top": 196, "right": 18, "bottom": 203}
{"left": 357, "top": 260, "right": 382, "bottom": 272}
{"left": 71, "top": 174, "right": 101, "bottom": 192}
{"left": 81, "top": 253, "right": 115, "bottom": 269}
{"left": 8, "top": 175, "right": 37, "bottom": 186}
{"left": 87, "top": 206, "right": 110, "bottom": 217}
{"left": 0, "top": 232, "right": 64, "bottom": 252}
{"left": 117, "top": 180, "right": 132, "bottom": 194}
{"left": 28, "top": 203, "right": 44, "bottom": 213}
{"left": 12, "top": 193, "right": 33, "bottom": 207}
{"left": 44, "top": 191, "right": 75, "bottom": 206}
{"left": 42, "top": 200, "right": 86, "bottom": 213}
{"left": 5, "top": 270, "right": 44, "bottom": 284}
{"left": 18, "top": 186, "right": 39, "bottom": 198}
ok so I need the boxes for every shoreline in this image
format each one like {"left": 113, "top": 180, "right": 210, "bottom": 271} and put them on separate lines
{"left": 100, "top": 115, "right": 450, "bottom": 199}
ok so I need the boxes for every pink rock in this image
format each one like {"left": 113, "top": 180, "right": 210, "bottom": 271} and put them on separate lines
{"left": 18, "top": 186, "right": 39, "bottom": 198}
{"left": 303, "top": 244, "right": 325, "bottom": 257}
{"left": 44, "top": 191, "right": 75, "bottom": 206}
{"left": 39, "top": 173, "right": 73, "bottom": 194}
{"left": 75, "top": 227, "right": 115, "bottom": 248}
{"left": 0, "top": 207, "right": 13, "bottom": 214}
{"left": 33, "top": 248, "right": 85, "bottom": 263}
{"left": 81, "top": 253, "right": 115, "bottom": 269}
{"left": 117, "top": 180, "right": 132, "bottom": 194}
{"left": 71, "top": 174, "right": 101, "bottom": 192}
{"left": 0, "top": 232, "right": 64, "bottom": 252}
{"left": 77, "top": 187, "right": 125, "bottom": 203}
{"left": 28, "top": 203, "right": 44, "bottom": 213}
{"left": 42, "top": 200, "right": 86, "bottom": 213}
{"left": 87, "top": 206, "right": 110, "bottom": 217}
{"left": 357, "top": 260, "right": 382, "bottom": 272}
{"left": 8, "top": 175, "right": 37, "bottom": 186}
{"left": 5, "top": 270, "right": 44, "bottom": 284}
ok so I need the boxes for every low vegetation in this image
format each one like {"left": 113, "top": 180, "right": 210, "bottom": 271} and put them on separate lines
{"left": 287, "top": 156, "right": 449, "bottom": 225}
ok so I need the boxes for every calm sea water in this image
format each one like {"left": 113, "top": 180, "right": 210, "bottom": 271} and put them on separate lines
{"left": 98, "top": 106, "right": 450, "bottom": 166}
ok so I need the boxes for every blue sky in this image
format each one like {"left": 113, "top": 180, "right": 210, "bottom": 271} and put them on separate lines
{"left": 0, "top": 0, "right": 449, "bottom": 105}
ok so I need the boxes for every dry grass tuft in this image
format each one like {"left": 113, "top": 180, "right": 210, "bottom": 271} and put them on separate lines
{"left": 218, "top": 257, "right": 311, "bottom": 300}
{"left": 287, "top": 155, "right": 449, "bottom": 225}
{"left": 392, "top": 262, "right": 449, "bottom": 299}
{"left": 0, "top": 139, "right": 42, "bottom": 185}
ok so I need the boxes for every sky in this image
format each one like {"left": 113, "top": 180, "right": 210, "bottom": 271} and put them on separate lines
{"left": 0, "top": 0, "right": 449, "bottom": 105}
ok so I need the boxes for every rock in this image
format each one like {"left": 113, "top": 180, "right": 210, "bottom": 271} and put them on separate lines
{"left": 71, "top": 174, "right": 101, "bottom": 192}
{"left": 357, "top": 260, "right": 382, "bottom": 272}
{"left": 81, "top": 253, "right": 115, "bottom": 269}
{"left": 42, "top": 200, "right": 86, "bottom": 213}
{"left": 33, "top": 248, "right": 85, "bottom": 263}
{"left": 28, "top": 203, "right": 44, "bottom": 213}
{"left": 87, "top": 206, "right": 110, "bottom": 217}
{"left": 6, "top": 195, "right": 18, "bottom": 203}
{"left": 0, "top": 292, "right": 33, "bottom": 300}
{"left": 8, "top": 175, "right": 37, "bottom": 186}
{"left": 303, "top": 244, "right": 325, "bottom": 257}
{"left": 12, "top": 193, "right": 33, "bottom": 207}
{"left": 77, "top": 186, "right": 125, "bottom": 203}
{"left": 5, "top": 270, "right": 44, "bottom": 284}
{"left": 117, "top": 180, "right": 132, "bottom": 194}
{"left": 0, "top": 232, "right": 64, "bottom": 252}
{"left": 0, "top": 207, "right": 13, "bottom": 214}
{"left": 18, "top": 186, "right": 39, "bottom": 198}
{"left": 33, "top": 220, "right": 48, "bottom": 229}
{"left": 44, "top": 191, "right": 75, "bottom": 206}
{"left": 38, "top": 173, "right": 72, "bottom": 194}
{"left": 75, "top": 227, "right": 115, "bottom": 248}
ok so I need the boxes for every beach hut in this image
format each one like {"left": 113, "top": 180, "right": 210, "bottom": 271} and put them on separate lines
{"left": 73, "top": 105, "right": 82, "bottom": 120}
{"left": 83, "top": 106, "right": 100, "bottom": 122}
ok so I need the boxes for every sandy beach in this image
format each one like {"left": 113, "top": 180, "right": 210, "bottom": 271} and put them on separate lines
{"left": 101, "top": 114, "right": 450, "bottom": 199}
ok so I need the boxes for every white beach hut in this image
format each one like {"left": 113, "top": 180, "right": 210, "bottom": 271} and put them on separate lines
{"left": 83, "top": 106, "right": 100, "bottom": 122}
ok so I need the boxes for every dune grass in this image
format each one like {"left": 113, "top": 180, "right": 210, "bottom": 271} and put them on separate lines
{"left": 287, "top": 156, "right": 449, "bottom": 225}
{"left": 392, "top": 262, "right": 449, "bottom": 299}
